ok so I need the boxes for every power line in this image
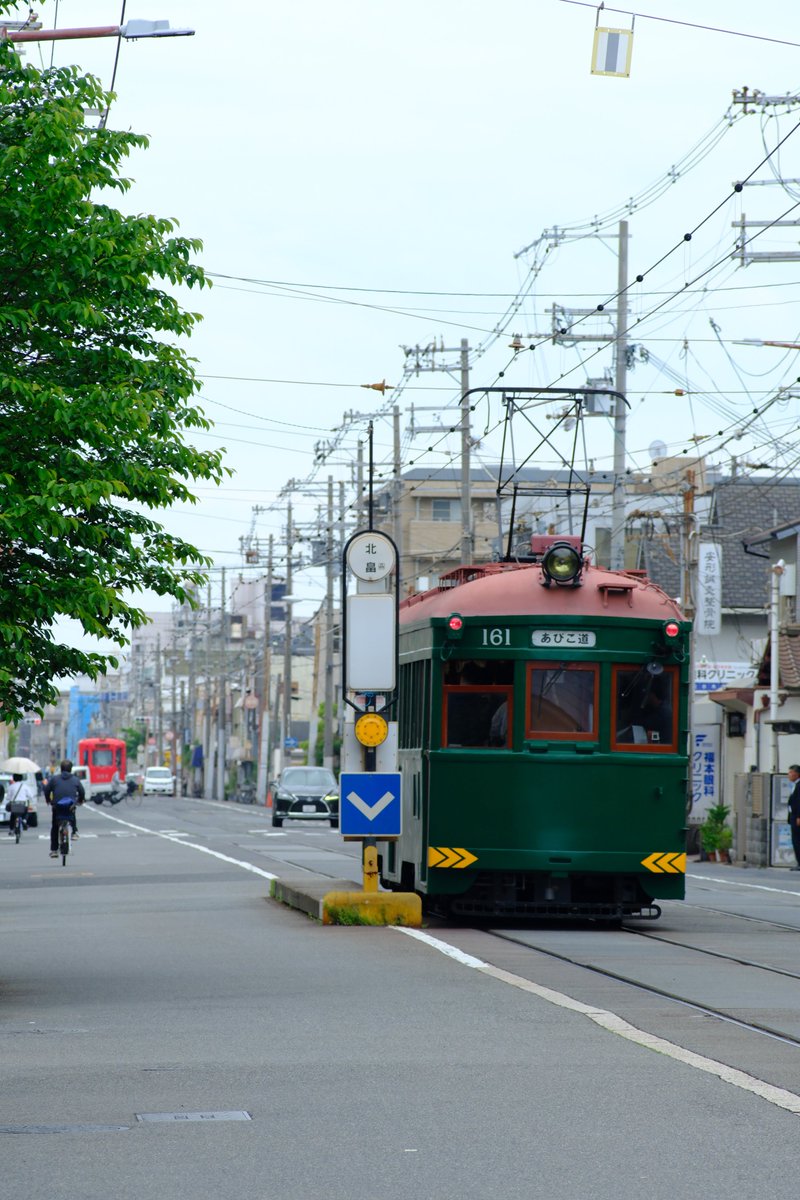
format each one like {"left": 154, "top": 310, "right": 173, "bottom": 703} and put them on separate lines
{"left": 556, "top": 0, "right": 800, "bottom": 50}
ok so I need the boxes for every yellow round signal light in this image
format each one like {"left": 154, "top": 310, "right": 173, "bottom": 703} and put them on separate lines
{"left": 354, "top": 713, "right": 389, "bottom": 748}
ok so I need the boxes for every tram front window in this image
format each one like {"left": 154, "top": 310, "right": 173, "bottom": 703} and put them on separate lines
{"left": 527, "top": 664, "right": 597, "bottom": 739}
{"left": 614, "top": 666, "right": 676, "bottom": 749}
{"left": 444, "top": 690, "right": 511, "bottom": 748}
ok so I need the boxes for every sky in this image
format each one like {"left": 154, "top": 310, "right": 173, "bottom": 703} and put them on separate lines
{"left": 7, "top": 0, "right": 800, "bottom": 638}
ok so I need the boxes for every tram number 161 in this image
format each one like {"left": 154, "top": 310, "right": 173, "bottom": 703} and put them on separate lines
{"left": 481, "top": 627, "right": 511, "bottom": 646}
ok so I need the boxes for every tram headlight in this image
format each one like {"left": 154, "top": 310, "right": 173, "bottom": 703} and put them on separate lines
{"left": 541, "top": 542, "right": 583, "bottom": 586}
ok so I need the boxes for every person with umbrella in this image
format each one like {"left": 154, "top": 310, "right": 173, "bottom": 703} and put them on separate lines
{"left": 0, "top": 755, "right": 41, "bottom": 832}
{"left": 5, "top": 773, "right": 35, "bottom": 836}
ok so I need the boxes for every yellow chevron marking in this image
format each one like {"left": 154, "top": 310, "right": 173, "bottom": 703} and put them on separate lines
{"left": 642, "top": 851, "right": 686, "bottom": 874}
{"left": 452, "top": 847, "right": 478, "bottom": 869}
{"left": 428, "top": 846, "right": 479, "bottom": 869}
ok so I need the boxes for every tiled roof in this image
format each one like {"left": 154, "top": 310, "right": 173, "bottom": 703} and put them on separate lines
{"left": 643, "top": 479, "right": 800, "bottom": 611}
{"left": 779, "top": 630, "right": 800, "bottom": 689}
{"left": 709, "top": 480, "right": 800, "bottom": 609}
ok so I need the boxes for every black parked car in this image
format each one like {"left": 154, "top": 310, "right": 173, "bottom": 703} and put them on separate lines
{"left": 271, "top": 767, "right": 339, "bottom": 828}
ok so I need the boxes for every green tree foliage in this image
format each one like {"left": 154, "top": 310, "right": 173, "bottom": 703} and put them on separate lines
{"left": 313, "top": 702, "right": 340, "bottom": 768}
{"left": 0, "top": 43, "right": 224, "bottom": 720}
{"left": 121, "top": 724, "right": 145, "bottom": 762}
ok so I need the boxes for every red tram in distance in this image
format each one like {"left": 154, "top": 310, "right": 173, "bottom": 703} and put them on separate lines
{"left": 77, "top": 736, "right": 127, "bottom": 802}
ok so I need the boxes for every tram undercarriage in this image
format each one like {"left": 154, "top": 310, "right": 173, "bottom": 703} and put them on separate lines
{"left": 437, "top": 870, "right": 662, "bottom": 921}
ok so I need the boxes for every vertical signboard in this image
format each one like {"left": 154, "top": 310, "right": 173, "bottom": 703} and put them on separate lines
{"left": 691, "top": 725, "right": 719, "bottom": 824}
{"left": 696, "top": 543, "right": 722, "bottom": 636}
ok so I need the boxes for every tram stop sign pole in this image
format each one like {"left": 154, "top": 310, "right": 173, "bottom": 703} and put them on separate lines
{"left": 321, "top": 530, "right": 421, "bottom": 927}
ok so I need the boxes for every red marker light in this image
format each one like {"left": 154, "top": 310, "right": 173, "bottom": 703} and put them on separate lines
{"left": 665, "top": 621, "right": 680, "bottom": 638}
{"left": 448, "top": 615, "right": 464, "bottom": 632}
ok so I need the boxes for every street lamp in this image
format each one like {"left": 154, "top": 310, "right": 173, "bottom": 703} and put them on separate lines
{"left": 2, "top": 20, "right": 195, "bottom": 43}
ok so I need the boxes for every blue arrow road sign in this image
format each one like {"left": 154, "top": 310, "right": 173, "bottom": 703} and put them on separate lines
{"left": 340, "top": 772, "right": 402, "bottom": 838}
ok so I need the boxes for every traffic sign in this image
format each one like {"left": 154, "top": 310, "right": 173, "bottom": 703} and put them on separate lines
{"left": 284, "top": 736, "right": 299, "bottom": 749}
{"left": 340, "top": 771, "right": 401, "bottom": 838}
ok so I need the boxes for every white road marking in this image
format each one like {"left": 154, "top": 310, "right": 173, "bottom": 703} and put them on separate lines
{"left": 394, "top": 928, "right": 800, "bottom": 1117}
{"left": 687, "top": 871, "right": 800, "bottom": 897}
{"left": 92, "top": 809, "right": 278, "bottom": 880}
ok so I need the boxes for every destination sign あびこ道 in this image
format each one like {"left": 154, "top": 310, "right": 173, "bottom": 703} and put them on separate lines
{"left": 531, "top": 630, "right": 596, "bottom": 648}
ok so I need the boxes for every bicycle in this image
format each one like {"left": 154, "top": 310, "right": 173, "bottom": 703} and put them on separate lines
{"left": 109, "top": 780, "right": 143, "bottom": 809}
{"left": 8, "top": 802, "right": 27, "bottom": 844}
{"left": 56, "top": 803, "right": 74, "bottom": 866}
{"left": 125, "top": 782, "right": 143, "bottom": 809}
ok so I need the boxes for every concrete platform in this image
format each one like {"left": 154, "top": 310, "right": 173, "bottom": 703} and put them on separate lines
{"left": 270, "top": 874, "right": 422, "bottom": 926}
{"left": 270, "top": 876, "right": 356, "bottom": 920}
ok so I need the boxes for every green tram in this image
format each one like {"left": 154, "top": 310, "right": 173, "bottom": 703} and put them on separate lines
{"left": 380, "top": 536, "right": 691, "bottom": 920}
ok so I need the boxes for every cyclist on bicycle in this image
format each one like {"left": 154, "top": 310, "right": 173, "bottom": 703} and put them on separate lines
{"left": 44, "top": 760, "right": 85, "bottom": 858}
{"left": 5, "top": 773, "right": 34, "bottom": 837}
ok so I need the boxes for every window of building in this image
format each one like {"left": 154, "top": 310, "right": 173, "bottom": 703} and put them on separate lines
{"left": 526, "top": 663, "right": 598, "bottom": 740}
{"left": 432, "top": 498, "right": 459, "bottom": 522}
{"left": 612, "top": 665, "right": 677, "bottom": 751}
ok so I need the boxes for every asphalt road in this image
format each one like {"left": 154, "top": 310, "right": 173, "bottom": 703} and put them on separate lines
{"left": 2, "top": 796, "right": 800, "bottom": 1200}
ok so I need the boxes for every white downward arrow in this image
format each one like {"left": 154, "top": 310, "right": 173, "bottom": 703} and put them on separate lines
{"left": 346, "top": 789, "right": 395, "bottom": 821}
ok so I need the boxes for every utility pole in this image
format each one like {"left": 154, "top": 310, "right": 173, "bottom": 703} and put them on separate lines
{"left": 392, "top": 407, "right": 403, "bottom": 591}
{"left": 216, "top": 567, "right": 226, "bottom": 802}
{"left": 179, "top": 678, "right": 186, "bottom": 797}
{"left": 681, "top": 470, "right": 698, "bottom": 793}
{"left": 257, "top": 536, "right": 273, "bottom": 803}
{"left": 170, "top": 626, "right": 178, "bottom": 795}
{"left": 203, "top": 582, "right": 212, "bottom": 799}
{"left": 770, "top": 561, "right": 785, "bottom": 774}
{"left": 323, "top": 477, "right": 335, "bottom": 770}
{"left": 356, "top": 442, "right": 365, "bottom": 527}
{"left": 611, "top": 219, "right": 629, "bottom": 570}
{"left": 155, "top": 634, "right": 163, "bottom": 766}
{"left": 460, "top": 338, "right": 472, "bottom": 564}
{"left": 283, "top": 501, "right": 294, "bottom": 771}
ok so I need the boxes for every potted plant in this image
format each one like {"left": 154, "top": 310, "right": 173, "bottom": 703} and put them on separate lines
{"left": 700, "top": 803, "right": 733, "bottom": 862}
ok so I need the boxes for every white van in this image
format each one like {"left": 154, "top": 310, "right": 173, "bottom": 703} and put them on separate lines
{"left": 144, "top": 766, "right": 176, "bottom": 796}
{"left": 73, "top": 764, "right": 92, "bottom": 802}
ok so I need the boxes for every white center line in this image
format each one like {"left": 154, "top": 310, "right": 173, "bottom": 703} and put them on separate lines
{"left": 91, "top": 809, "right": 278, "bottom": 880}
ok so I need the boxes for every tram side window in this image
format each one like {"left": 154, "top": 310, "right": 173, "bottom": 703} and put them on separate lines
{"left": 613, "top": 666, "right": 677, "bottom": 750}
{"left": 399, "top": 659, "right": 429, "bottom": 749}
{"left": 526, "top": 664, "right": 598, "bottom": 740}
